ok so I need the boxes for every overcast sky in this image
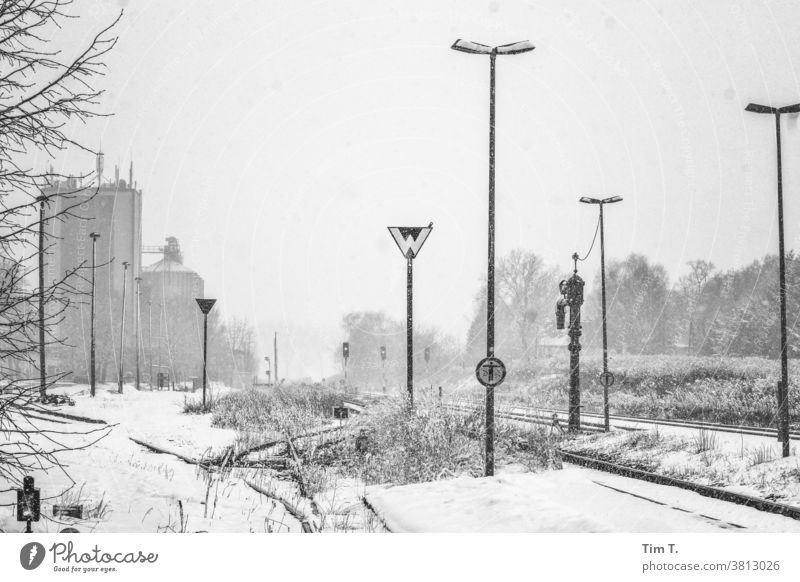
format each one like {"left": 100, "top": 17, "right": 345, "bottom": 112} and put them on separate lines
{"left": 50, "top": 0, "right": 800, "bottom": 378}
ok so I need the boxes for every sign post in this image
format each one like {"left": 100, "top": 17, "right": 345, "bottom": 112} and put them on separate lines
{"left": 388, "top": 224, "right": 433, "bottom": 410}
{"left": 195, "top": 298, "right": 217, "bottom": 408}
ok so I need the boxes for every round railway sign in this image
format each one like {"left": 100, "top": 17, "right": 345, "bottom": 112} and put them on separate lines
{"left": 600, "top": 371, "right": 615, "bottom": 388}
{"left": 475, "top": 356, "right": 507, "bottom": 388}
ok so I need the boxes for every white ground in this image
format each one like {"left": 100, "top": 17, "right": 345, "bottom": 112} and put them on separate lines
{"left": 365, "top": 465, "right": 800, "bottom": 533}
{"left": 0, "top": 383, "right": 306, "bottom": 533}
{"left": 4, "top": 384, "right": 799, "bottom": 533}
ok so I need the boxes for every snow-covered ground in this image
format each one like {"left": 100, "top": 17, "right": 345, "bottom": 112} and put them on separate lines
{"left": 365, "top": 465, "right": 800, "bottom": 533}
{"left": 5, "top": 383, "right": 800, "bottom": 533}
{"left": 0, "top": 383, "right": 305, "bottom": 533}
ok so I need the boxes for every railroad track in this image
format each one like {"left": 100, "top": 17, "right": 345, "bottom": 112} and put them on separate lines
{"left": 446, "top": 401, "right": 800, "bottom": 521}
{"left": 505, "top": 403, "right": 800, "bottom": 441}
{"left": 444, "top": 402, "right": 617, "bottom": 433}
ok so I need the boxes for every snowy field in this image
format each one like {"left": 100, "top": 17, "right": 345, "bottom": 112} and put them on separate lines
{"left": 0, "top": 384, "right": 307, "bottom": 533}
{"left": 365, "top": 466, "right": 800, "bottom": 533}
{"left": 4, "top": 383, "right": 800, "bottom": 533}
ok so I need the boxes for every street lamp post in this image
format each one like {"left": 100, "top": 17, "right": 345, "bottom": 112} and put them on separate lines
{"left": 118, "top": 261, "right": 130, "bottom": 394}
{"left": 451, "top": 38, "right": 534, "bottom": 476}
{"left": 579, "top": 195, "right": 623, "bottom": 431}
{"left": 89, "top": 232, "right": 100, "bottom": 397}
{"left": 195, "top": 298, "right": 217, "bottom": 407}
{"left": 745, "top": 101, "right": 800, "bottom": 458}
{"left": 37, "top": 195, "right": 47, "bottom": 402}
{"left": 147, "top": 298, "right": 153, "bottom": 390}
{"left": 134, "top": 276, "right": 141, "bottom": 391}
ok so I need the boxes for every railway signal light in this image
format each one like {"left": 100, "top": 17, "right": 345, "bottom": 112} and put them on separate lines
{"left": 380, "top": 345, "right": 386, "bottom": 361}
{"left": 16, "top": 476, "right": 40, "bottom": 533}
{"left": 343, "top": 342, "right": 350, "bottom": 360}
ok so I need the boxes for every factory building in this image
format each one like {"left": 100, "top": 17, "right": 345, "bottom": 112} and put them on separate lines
{"left": 43, "top": 152, "right": 142, "bottom": 380}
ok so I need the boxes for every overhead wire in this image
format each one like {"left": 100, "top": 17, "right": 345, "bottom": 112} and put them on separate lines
{"left": 576, "top": 212, "right": 601, "bottom": 262}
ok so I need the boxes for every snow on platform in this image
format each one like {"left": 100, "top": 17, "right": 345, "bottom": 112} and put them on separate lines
{"left": 365, "top": 466, "right": 800, "bottom": 533}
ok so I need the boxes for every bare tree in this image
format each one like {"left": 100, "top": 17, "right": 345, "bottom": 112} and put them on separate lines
{"left": 0, "top": 0, "right": 119, "bottom": 487}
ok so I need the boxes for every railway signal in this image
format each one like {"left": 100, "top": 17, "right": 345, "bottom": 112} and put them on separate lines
{"left": 380, "top": 345, "right": 386, "bottom": 393}
{"left": 16, "top": 477, "right": 40, "bottom": 533}
{"left": 195, "top": 298, "right": 217, "bottom": 407}
{"left": 388, "top": 223, "right": 433, "bottom": 409}
{"left": 556, "top": 253, "right": 584, "bottom": 432}
{"left": 342, "top": 341, "right": 350, "bottom": 387}
{"left": 451, "top": 38, "right": 534, "bottom": 477}
{"left": 579, "top": 195, "right": 622, "bottom": 431}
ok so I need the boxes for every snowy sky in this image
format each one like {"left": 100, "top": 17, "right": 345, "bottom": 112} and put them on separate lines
{"left": 50, "top": 0, "right": 800, "bottom": 378}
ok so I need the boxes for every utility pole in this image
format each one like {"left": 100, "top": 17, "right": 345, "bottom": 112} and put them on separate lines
{"left": 745, "top": 101, "right": 800, "bottom": 458}
{"left": 89, "top": 232, "right": 100, "bottom": 397}
{"left": 451, "top": 38, "right": 534, "bottom": 476}
{"left": 388, "top": 224, "right": 433, "bottom": 409}
{"left": 579, "top": 196, "right": 622, "bottom": 431}
{"left": 195, "top": 299, "right": 216, "bottom": 407}
{"left": 134, "top": 276, "right": 141, "bottom": 391}
{"left": 118, "top": 261, "right": 129, "bottom": 394}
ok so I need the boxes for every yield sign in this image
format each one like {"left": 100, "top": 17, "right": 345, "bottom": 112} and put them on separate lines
{"left": 388, "top": 224, "right": 433, "bottom": 259}
{"left": 195, "top": 298, "right": 217, "bottom": 315}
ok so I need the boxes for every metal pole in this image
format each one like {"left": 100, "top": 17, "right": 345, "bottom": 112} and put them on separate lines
{"left": 600, "top": 203, "right": 609, "bottom": 432}
{"left": 90, "top": 233, "right": 99, "bottom": 397}
{"left": 135, "top": 277, "right": 141, "bottom": 391}
{"left": 202, "top": 313, "right": 208, "bottom": 407}
{"left": 775, "top": 112, "right": 790, "bottom": 457}
{"left": 407, "top": 255, "right": 414, "bottom": 409}
{"left": 485, "top": 48, "right": 497, "bottom": 476}
{"left": 118, "top": 262, "right": 129, "bottom": 394}
{"left": 148, "top": 299, "right": 153, "bottom": 390}
{"left": 274, "top": 332, "right": 278, "bottom": 385}
{"left": 38, "top": 196, "right": 46, "bottom": 401}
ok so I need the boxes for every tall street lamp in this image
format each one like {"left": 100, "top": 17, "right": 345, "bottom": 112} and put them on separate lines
{"left": 196, "top": 298, "right": 217, "bottom": 407}
{"left": 89, "top": 232, "right": 100, "bottom": 397}
{"left": 451, "top": 38, "right": 534, "bottom": 476}
{"left": 147, "top": 297, "right": 153, "bottom": 390}
{"left": 745, "top": 101, "right": 800, "bottom": 458}
{"left": 134, "top": 276, "right": 141, "bottom": 391}
{"left": 37, "top": 194, "right": 47, "bottom": 402}
{"left": 118, "top": 261, "right": 130, "bottom": 394}
{"left": 579, "top": 195, "right": 622, "bottom": 431}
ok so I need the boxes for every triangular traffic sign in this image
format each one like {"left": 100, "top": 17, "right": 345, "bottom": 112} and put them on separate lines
{"left": 195, "top": 298, "right": 217, "bottom": 315}
{"left": 388, "top": 225, "right": 433, "bottom": 259}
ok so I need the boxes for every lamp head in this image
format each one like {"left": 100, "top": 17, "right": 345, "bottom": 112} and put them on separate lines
{"left": 745, "top": 103, "right": 776, "bottom": 114}
{"left": 451, "top": 39, "right": 534, "bottom": 56}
